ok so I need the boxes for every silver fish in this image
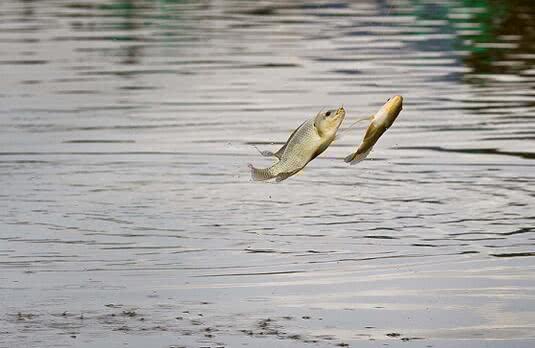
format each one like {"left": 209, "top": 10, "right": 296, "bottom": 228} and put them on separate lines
{"left": 344, "top": 96, "right": 403, "bottom": 164}
{"left": 249, "top": 107, "right": 346, "bottom": 182}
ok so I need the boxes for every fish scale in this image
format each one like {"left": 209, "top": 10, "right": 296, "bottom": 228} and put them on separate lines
{"left": 250, "top": 107, "right": 346, "bottom": 182}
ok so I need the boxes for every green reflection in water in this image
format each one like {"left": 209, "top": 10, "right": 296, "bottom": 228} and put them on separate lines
{"left": 410, "top": 0, "right": 534, "bottom": 74}
{"left": 97, "top": 0, "right": 146, "bottom": 65}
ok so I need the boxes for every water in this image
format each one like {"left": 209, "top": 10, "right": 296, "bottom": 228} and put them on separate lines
{"left": 1, "top": 0, "right": 534, "bottom": 347}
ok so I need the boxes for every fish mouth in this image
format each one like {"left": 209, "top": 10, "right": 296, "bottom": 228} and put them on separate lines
{"left": 385, "top": 95, "right": 403, "bottom": 115}
{"left": 334, "top": 106, "right": 346, "bottom": 120}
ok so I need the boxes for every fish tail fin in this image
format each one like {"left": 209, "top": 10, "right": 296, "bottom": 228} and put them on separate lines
{"left": 248, "top": 163, "right": 276, "bottom": 181}
{"left": 344, "top": 147, "right": 373, "bottom": 165}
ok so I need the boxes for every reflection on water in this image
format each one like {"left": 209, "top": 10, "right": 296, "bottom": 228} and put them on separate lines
{"left": 1, "top": 0, "right": 534, "bottom": 347}
{"left": 411, "top": 0, "right": 535, "bottom": 75}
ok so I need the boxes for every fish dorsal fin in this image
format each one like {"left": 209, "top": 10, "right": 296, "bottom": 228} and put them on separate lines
{"left": 274, "top": 120, "right": 306, "bottom": 159}
{"left": 254, "top": 121, "right": 307, "bottom": 160}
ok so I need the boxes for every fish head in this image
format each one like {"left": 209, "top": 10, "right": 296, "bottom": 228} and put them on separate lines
{"left": 314, "top": 106, "right": 346, "bottom": 137}
{"left": 375, "top": 95, "right": 403, "bottom": 128}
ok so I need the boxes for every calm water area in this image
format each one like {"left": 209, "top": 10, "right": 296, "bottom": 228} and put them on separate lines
{"left": 1, "top": 0, "right": 534, "bottom": 347}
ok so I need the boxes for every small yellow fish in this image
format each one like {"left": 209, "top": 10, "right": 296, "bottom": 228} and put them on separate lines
{"left": 344, "top": 96, "right": 403, "bottom": 164}
{"left": 250, "top": 107, "right": 346, "bottom": 182}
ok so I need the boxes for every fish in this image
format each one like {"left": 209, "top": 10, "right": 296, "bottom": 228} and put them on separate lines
{"left": 344, "top": 95, "right": 403, "bottom": 165}
{"left": 249, "top": 107, "right": 346, "bottom": 182}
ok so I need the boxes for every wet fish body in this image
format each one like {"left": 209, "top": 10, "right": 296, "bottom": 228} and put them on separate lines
{"left": 344, "top": 96, "right": 403, "bottom": 164}
{"left": 250, "top": 107, "right": 346, "bottom": 182}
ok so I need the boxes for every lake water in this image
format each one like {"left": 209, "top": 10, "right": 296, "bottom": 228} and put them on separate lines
{"left": 1, "top": 0, "right": 534, "bottom": 347}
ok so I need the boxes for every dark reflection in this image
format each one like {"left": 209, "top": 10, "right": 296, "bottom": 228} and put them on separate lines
{"left": 461, "top": 0, "right": 535, "bottom": 75}
{"left": 399, "top": 146, "right": 535, "bottom": 160}
{"left": 46, "top": 0, "right": 535, "bottom": 77}
{"left": 97, "top": 0, "right": 146, "bottom": 65}
{"left": 21, "top": 0, "right": 35, "bottom": 18}
{"left": 491, "top": 252, "right": 535, "bottom": 258}
{"left": 412, "top": 0, "right": 535, "bottom": 75}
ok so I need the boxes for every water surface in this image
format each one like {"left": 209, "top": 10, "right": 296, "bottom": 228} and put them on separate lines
{"left": 1, "top": 0, "right": 535, "bottom": 347}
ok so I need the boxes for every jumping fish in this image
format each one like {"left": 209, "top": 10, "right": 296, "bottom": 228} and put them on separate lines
{"left": 344, "top": 96, "right": 403, "bottom": 164}
{"left": 249, "top": 107, "right": 346, "bottom": 182}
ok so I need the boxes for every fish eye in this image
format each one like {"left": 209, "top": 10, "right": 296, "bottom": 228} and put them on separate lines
{"left": 326, "top": 111, "right": 331, "bottom": 116}
{"left": 387, "top": 98, "right": 391, "bottom": 102}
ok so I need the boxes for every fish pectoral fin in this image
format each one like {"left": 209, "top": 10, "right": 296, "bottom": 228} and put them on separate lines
{"left": 274, "top": 120, "right": 307, "bottom": 159}
{"left": 344, "top": 147, "right": 373, "bottom": 165}
{"left": 253, "top": 145, "right": 276, "bottom": 158}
